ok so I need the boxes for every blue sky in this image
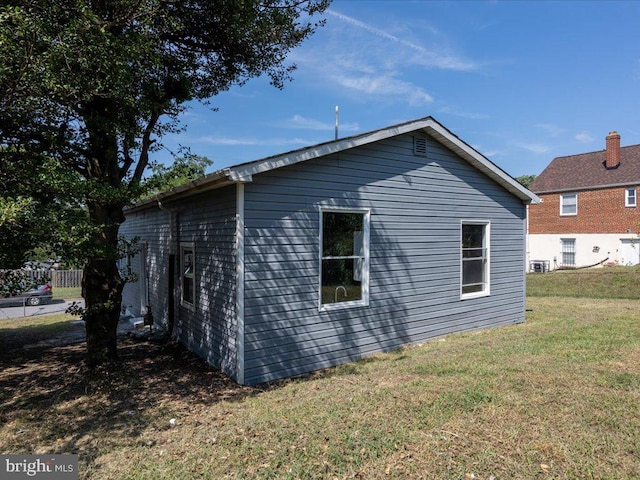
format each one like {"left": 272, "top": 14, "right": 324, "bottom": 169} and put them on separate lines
{"left": 157, "top": 0, "right": 640, "bottom": 179}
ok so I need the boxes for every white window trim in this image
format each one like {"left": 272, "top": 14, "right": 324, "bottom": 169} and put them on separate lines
{"left": 560, "top": 238, "right": 576, "bottom": 267}
{"left": 626, "top": 188, "right": 637, "bottom": 207}
{"left": 180, "top": 242, "right": 196, "bottom": 310}
{"left": 460, "top": 221, "right": 491, "bottom": 300}
{"left": 318, "top": 207, "right": 370, "bottom": 312}
{"left": 560, "top": 193, "right": 578, "bottom": 216}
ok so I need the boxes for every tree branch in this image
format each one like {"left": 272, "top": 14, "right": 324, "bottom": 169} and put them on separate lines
{"left": 131, "top": 109, "right": 161, "bottom": 184}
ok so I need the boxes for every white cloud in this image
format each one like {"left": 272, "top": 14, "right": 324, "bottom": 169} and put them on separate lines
{"left": 334, "top": 73, "right": 434, "bottom": 106}
{"left": 195, "top": 136, "right": 310, "bottom": 147}
{"left": 575, "top": 132, "right": 594, "bottom": 143}
{"left": 439, "top": 106, "right": 489, "bottom": 120}
{"left": 326, "top": 10, "right": 479, "bottom": 71}
{"left": 515, "top": 142, "right": 550, "bottom": 154}
{"left": 279, "top": 114, "right": 360, "bottom": 132}
{"left": 535, "top": 123, "right": 565, "bottom": 137}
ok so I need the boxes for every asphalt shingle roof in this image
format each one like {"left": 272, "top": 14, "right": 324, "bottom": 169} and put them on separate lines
{"left": 530, "top": 144, "right": 640, "bottom": 193}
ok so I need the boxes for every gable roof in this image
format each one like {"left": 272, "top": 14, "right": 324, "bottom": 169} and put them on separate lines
{"left": 131, "top": 116, "right": 539, "bottom": 211}
{"left": 530, "top": 144, "right": 640, "bottom": 194}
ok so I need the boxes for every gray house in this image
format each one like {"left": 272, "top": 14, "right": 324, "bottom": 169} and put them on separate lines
{"left": 121, "top": 116, "right": 539, "bottom": 385}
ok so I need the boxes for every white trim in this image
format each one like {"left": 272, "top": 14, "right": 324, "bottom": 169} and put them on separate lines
{"left": 625, "top": 188, "right": 637, "bottom": 207}
{"left": 179, "top": 242, "right": 196, "bottom": 309}
{"left": 236, "top": 183, "right": 245, "bottom": 385}
{"left": 128, "top": 117, "right": 539, "bottom": 212}
{"left": 560, "top": 237, "right": 576, "bottom": 267}
{"left": 318, "top": 207, "right": 370, "bottom": 312}
{"left": 560, "top": 193, "right": 578, "bottom": 216}
{"left": 139, "top": 242, "right": 149, "bottom": 314}
{"left": 460, "top": 220, "right": 491, "bottom": 300}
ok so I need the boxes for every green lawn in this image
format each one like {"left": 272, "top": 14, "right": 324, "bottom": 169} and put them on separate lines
{"left": 527, "top": 265, "right": 640, "bottom": 299}
{"left": 1, "top": 296, "right": 639, "bottom": 479}
{"left": 52, "top": 286, "right": 82, "bottom": 301}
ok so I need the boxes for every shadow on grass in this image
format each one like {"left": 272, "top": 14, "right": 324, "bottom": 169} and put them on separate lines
{"left": 0, "top": 336, "right": 257, "bottom": 470}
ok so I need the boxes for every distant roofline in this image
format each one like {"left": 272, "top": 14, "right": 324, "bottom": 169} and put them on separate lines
{"left": 550, "top": 143, "right": 639, "bottom": 162}
{"left": 533, "top": 181, "right": 640, "bottom": 195}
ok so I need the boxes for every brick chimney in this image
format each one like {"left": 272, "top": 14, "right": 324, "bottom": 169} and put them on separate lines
{"left": 605, "top": 131, "right": 621, "bottom": 169}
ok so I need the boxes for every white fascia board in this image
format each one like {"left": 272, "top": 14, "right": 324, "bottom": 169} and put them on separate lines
{"left": 225, "top": 118, "right": 436, "bottom": 179}
{"left": 225, "top": 116, "right": 540, "bottom": 205}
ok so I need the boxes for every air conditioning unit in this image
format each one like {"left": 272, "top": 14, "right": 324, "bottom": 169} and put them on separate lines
{"left": 530, "top": 260, "right": 549, "bottom": 273}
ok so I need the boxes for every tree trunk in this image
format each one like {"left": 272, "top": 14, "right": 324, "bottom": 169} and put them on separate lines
{"left": 82, "top": 202, "right": 125, "bottom": 368}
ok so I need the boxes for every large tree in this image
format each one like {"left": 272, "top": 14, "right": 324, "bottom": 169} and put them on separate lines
{"left": 0, "top": 0, "right": 329, "bottom": 367}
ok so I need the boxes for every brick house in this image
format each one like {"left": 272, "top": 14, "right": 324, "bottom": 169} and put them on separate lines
{"left": 528, "top": 132, "right": 640, "bottom": 270}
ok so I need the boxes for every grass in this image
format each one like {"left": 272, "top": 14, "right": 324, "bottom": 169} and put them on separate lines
{"left": 527, "top": 265, "right": 640, "bottom": 299}
{"left": 52, "top": 286, "right": 82, "bottom": 301}
{"left": 1, "top": 296, "right": 639, "bottom": 479}
{"left": 0, "top": 312, "right": 83, "bottom": 349}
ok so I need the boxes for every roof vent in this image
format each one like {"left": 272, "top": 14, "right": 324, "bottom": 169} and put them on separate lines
{"left": 413, "top": 136, "right": 427, "bottom": 157}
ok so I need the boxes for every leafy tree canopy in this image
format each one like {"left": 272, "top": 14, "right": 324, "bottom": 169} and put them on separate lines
{"left": 516, "top": 174, "right": 537, "bottom": 188}
{"left": 0, "top": 0, "right": 329, "bottom": 365}
{"left": 142, "top": 154, "right": 213, "bottom": 199}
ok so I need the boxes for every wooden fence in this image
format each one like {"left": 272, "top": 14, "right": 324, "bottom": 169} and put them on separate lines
{"left": 51, "top": 270, "right": 83, "bottom": 288}
{"left": 4, "top": 269, "right": 84, "bottom": 288}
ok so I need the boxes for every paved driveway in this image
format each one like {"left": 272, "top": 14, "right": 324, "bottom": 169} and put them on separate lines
{"left": 0, "top": 299, "right": 85, "bottom": 320}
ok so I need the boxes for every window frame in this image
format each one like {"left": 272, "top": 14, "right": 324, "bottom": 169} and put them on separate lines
{"left": 180, "top": 242, "right": 196, "bottom": 309}
{"left": 560, "top": 193, "right": 578, "bottom": 216}
{"left": 561, "top": 238, "right": 576, "bottom": 267}
{"left": 626, "top": 188, "right": 637, "bottom": 207}
{"left": 318, "top": 207, "right": 370, "bottom": 312}
{"left": 460, "top": 221, "right": 491, "bottom": 300}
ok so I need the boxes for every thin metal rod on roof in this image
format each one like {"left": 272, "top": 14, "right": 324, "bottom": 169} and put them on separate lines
{"left": 335, "top": 105, "right": 339, "bottom": 140}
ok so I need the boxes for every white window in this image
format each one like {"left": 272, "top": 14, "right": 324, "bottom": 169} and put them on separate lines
{"left": 560, "top": 193, "right": 577, "bottom": 216}
{"left": 561, "top": 238, "right": 576, "bottom": 266}
{"left": 461, "top": 222, "right": 490, "bottom": 299}
{"left": 626, "top": 188, "right": 636, "bottom": 207}
{"left": 180, "top": 244, "right": 195, "bottom": 307}
{"left": 319, "top": 209, "right": 370, "bottom": 310}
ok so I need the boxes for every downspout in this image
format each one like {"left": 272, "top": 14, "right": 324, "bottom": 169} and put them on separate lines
{"left": 226, "top": 169, "right": 253, "bottom": 385}
{"left": 235, "top": 183, "right": 245, "bottom": 385}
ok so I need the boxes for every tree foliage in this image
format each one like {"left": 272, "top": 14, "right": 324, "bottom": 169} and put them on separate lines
{"left": 0, "top": 0, "right": 329, "bottom": 366}
{"left": 515, "top": 174, "right": 537, "bottom": 188}
{"left": 142, "top": 154, "right": 213, "bottom": 199}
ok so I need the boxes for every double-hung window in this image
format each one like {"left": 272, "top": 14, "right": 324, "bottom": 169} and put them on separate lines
{"left": 320, "top": 209, "right": 370, "bottom": 310}
{"left": 180, "top": 244, "right": 195, "bottom": 307}
{"left": 626, "top": 188, "right": 637, "bottom": 207}
{"left": 461, "top": 222, "right": 490, "bottom": 299}
{"left": 560, "top": 193, "right": 577, "bottom": 216}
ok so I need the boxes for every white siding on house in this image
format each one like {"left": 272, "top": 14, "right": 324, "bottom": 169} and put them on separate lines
{"left": 528, "top": 233, "right": 640, "bottom": 269}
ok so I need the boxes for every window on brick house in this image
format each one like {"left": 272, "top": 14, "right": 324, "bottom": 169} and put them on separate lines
{"left": 626, "top": 188, "right": 636, "bottom": 207}
{"left": 561, "top": 238, "right": 576, "bottom": 266}
{"left": 560, "top": 193, "right": 577, "bottom": 216}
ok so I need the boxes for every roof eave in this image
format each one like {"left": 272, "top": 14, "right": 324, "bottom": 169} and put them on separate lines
{"left": 126, "top": 116, "right": 540, "bottom": 211}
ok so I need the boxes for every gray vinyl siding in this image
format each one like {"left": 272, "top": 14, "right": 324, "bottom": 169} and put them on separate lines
{"left": 121, "top": 186, "right": 239, "bottom": 381}
{"left": 242, "top": 132, "right": 526, "bottom": 385}
{"left": 173, "top": 186, "right": 238, "bottom": 379}
{"left": 120, "top": 208, "right": 171, "bottom": 330}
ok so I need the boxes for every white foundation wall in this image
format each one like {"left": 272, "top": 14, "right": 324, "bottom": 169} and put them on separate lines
{"left": 527, "top": 233, "right": 640, "bottom": 271}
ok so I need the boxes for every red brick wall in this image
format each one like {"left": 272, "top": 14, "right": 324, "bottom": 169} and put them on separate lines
{"left": 529, "top": 186, "right": 640, "bottom": 234}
